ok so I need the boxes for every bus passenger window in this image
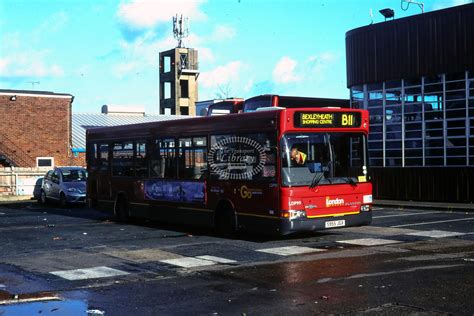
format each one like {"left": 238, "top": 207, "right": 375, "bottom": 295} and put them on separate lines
{"left": 242, "top": 133, "right": 276, "bottom": 180}
{"left": 112, "top": 142, "right": 133, "bottom": 177}
{"left": 193, "top": 137, "right": 208, "bottom": 179}
{"left": 135, "top": 142, "right": 147, "bottom": 178}
{"left": 153, "top": 138, "right": 175, "bottom": 179}
{"left": 178, "top": 137, "right": 207, "bottom": 180}
{"left": 99, "top": 144, "right": 109, "bottom": 172}
{"left": 87, "top": 143, "right": 98, "bottom": 170}
{"left": 209, "top": 133, "right": 275, "bottom": 180}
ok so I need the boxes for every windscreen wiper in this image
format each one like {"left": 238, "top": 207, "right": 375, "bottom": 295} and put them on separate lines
{"left": 309, "top": 172, "right": 324, "bottom": 189}
{"left": 346, "top": 177, "right": 357, "bottom": 187}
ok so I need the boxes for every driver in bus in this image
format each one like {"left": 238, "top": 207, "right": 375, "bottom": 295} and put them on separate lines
{"left": 290, "top": 147, "right": 307, "bottom": 166}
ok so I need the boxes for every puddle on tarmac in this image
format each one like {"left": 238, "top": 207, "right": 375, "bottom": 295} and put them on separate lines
{"left": 0, "top": 299, "right": 103, "bottom": 316}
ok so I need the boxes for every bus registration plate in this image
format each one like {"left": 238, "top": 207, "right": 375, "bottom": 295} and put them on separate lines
{"left": 325, "top": 220, "right": 345, "bottom": 228}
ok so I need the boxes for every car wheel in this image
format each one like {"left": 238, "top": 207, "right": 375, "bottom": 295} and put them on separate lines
{"left": 59, "top": 193, "right": 67, "bottom": 208}
{"left": 39, "top": 190, "right": 47, "bottom": 204}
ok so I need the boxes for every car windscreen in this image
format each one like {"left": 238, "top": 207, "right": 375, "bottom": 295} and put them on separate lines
{"left": 62, "top": 169, "right": 88, "bottom": 182}
{"left": 208, "top": 102, "right": 239, "bottom": 116}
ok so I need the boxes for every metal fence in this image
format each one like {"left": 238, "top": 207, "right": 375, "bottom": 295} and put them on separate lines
{"left": 0, "top": 167, "right": 46, "bottom": 197}
{"left": 370, "top": 167, "right": 474, "bottom": 203}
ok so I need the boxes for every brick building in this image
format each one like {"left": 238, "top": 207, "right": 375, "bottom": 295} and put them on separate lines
{"left": 0, "top": 89, "right": 78, "bottom": 168}
{"left": 0, "top": 90, "right": 184, "bottom": 169}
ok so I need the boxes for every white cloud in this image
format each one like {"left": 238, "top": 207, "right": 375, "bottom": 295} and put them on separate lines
{"left": 200, "top": 61, "right": 244, "bottom": 88}
{"left": 272, "top": 56, "right": 300, "bottom": 84}
{"left": 41, "top": 12, "right": 68, "bottom": 33}
{"left": 211, "top": 25, "right": 237, "bottom": 41}
{"left": 117, "top": 0, "right": 207, "bottom": 29}
{"left": 110, "top": 30, "right": 205, "bottom": 77}
{"left": 0, "top": 52, "right": 64, "bottom": 78}
{"left": 0, "top": 11, "right": 69, "bottom": 79}
{"left": 113, "top": 61, "right": 141, "bottom": 78}
{"left": 198, "top": 47, "right": 215, "bottom": 63}
{"left": 307, "top": 51, "right": 338, "bottom": 74}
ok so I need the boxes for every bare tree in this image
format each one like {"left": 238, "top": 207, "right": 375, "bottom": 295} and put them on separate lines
{"left": 215, "top": 83, "right": 233, "bottom": 99}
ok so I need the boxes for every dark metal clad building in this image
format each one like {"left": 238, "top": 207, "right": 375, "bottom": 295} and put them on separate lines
{"left": 346, "top": 4, "right": 474, "bottom": 87}
{"left": 345, "top": 4, "right": 474, "bottom": 203}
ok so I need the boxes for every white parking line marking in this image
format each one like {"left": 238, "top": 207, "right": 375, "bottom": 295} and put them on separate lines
{"left": 392, "top": 217, "right": 474, "bottom": 228}
{"left": 196, "top": 255, "right": 237, "bottom": 264}
{"left": 340, "top": 226, "right": 419, "bottom": 236}
{"left": 50, "top": 266, "right": 129, "bottom": 280}
{"left": 105, "top": 248, "right": 182, "bottom": 263}
{"left": 374, "top": 211, "right": 442, "bottom": 219}
{"left": 160, "top": 257, "right": 216, "bottom": 268}
{"left": 406, "top": 230, "right": 466, "bottom": 238}
{"left": 337, "top": 238, "right": 402, "bottom": 246}
{"left": 256, "top": 246, "right": 326, "bottom": 256}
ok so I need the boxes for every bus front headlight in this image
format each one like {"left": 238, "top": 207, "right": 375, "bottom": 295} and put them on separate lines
{"left": 281, "top": 210, "right": 307, "bottom": 220}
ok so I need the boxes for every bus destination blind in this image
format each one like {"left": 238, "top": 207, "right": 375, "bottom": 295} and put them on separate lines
{"left": 294, "top": 112, "right": 361, "bottom": 128}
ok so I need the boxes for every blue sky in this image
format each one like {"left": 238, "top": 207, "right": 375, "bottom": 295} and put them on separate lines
{"left": 0, "top": 0, "right": 470, "bottom": 114}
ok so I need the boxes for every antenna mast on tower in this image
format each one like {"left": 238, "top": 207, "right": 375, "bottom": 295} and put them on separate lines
{"left": 401, "top": 0, "right": 424, "bottom": 13}
{"left": 173, "top": 14, "right": 189, "bottom": 48}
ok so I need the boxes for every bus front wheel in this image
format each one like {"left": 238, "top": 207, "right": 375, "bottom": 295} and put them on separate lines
{"left": 215, "top": 206, "right": 236, "bottom": 237}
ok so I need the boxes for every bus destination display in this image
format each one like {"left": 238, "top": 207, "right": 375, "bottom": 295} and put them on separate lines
{"left": 294, "top": 112, "right": 361, "bottom": 128}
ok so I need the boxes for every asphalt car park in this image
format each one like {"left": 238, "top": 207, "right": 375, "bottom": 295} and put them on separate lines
{"left": 0, "top": 202, "right": 473, "bottom": 314}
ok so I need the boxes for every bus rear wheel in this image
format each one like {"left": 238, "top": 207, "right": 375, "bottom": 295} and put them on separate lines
{"left": 115, "top": 196, "right": 129, "bottom": 223}
{"left": 215, "top": 207, "right": 237, "bottom": 237}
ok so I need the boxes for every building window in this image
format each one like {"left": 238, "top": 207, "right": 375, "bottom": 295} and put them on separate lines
{"left": 36, "top": 157, "right": 54, "bottom": 168}
{"left": 350, "top": 85, "right": 364, "bottom": 109}
{"left": 164, "top": 82, "right": 171, "bottom": 99}
{"left": 367, "top": 83, "right": 384, "bottom": 167}
{"left": 180, "top": 80, "right": 189, "bottom": 98}
{"left": 180, "top": 107, "right": 189, "bottom": 115}
{"left": 356, "top": 71, "right": 472, "bottom": 168}
{"left": 164, "top": 56, "right": 171, "bottom": 73}
{"left": 180, "top": 53, "right": 188, "bottom": 70}
{"left": 404, "top": 83, "right": 423, "bottom": 166}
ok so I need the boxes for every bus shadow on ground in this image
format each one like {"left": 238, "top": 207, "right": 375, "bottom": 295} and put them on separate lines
{"left": 130, "top": 217, "right": 328, "bottom": 243}
{"left": 13, "top": 201, "right": 329, "bottom": 242}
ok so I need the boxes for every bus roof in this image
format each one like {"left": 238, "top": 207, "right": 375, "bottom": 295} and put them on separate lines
{"left": 245, "top": 95, "right": 350, "bottom": 108}
{"left": 87, "top": 109, "right": 281, "bottom": 140}
{"left": 86, "top": 107, "right": 367, "bottom": 141}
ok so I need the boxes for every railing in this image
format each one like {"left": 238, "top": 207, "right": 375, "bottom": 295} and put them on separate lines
{"left": 0, "top": 135, "right": 36, "bottom": 166}
{"left": 0, "top": 167, "right": 45, "bottom": 196}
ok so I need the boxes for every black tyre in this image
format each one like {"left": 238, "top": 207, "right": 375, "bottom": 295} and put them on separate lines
{"left": 215, "top": 207, "right": 237, "bottom": 237}
{"left": 59, "top": 193, "right": 67, "bottom": 208}
{"left": 115, "top": 196, "right": 129, "bottom": 222}
{"left": 39, "top": 190, "right": 47, "bottom": 204}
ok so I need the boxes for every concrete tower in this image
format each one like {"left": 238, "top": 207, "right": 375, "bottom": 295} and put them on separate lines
{"left": 159, "top": 15, "right": 199, "bottom": 116}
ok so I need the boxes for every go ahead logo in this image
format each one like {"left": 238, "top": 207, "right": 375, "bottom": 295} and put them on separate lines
{"left": 325, "top": 196, "right": 344, "bottom": 207}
